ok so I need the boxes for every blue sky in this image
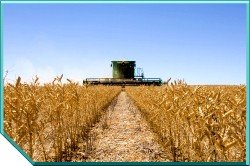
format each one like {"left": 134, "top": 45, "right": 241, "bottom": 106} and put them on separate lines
{"left": 3, "top": 3, "right": 247, "bottom": 84}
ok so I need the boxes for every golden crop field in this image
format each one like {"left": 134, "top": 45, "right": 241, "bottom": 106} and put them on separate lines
{"left": 4, "top": 77, "right": 246, "bottom": 162}
{"left": 126, "top": 82, "right": 246, "bottom": 161}
{"left": 4, "top": 76, "right": 121, "bottom": 161}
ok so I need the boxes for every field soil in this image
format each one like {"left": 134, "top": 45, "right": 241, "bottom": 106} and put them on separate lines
{"left": 85, "top": 91, "right": 169, "bottom": 162}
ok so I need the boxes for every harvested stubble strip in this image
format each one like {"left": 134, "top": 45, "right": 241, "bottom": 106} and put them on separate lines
{"left": 86, "top": 91, "right": 169, "bottom": 162}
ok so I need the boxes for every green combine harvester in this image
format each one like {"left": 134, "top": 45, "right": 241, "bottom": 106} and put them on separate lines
{"left": 84, "top": 61, "right": 162, "bottom": 86}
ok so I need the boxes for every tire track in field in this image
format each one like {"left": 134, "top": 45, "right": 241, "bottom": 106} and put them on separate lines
{"left": 86, "top": 91, "right": 169, "bottom": 162}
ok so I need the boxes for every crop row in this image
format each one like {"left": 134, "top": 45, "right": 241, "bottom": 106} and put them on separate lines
{"left": 126, "top": 83, "right": 246, "bottom": 161}
{"left": 4, "top": 76, "right": 121, "bottom": 161}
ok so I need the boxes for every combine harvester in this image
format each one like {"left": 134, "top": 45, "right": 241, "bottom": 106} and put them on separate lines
{"left": 84, "top": 61, "right": 162, "bottom": 86}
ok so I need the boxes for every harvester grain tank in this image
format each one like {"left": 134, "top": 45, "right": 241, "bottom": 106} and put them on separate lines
{"left": 84, "top": 61, "right": 162, "bottom": 86}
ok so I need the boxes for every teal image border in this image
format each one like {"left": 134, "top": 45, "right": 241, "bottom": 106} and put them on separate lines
{"left": 0, "top": 0, "right": 249, "bottom": 165}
